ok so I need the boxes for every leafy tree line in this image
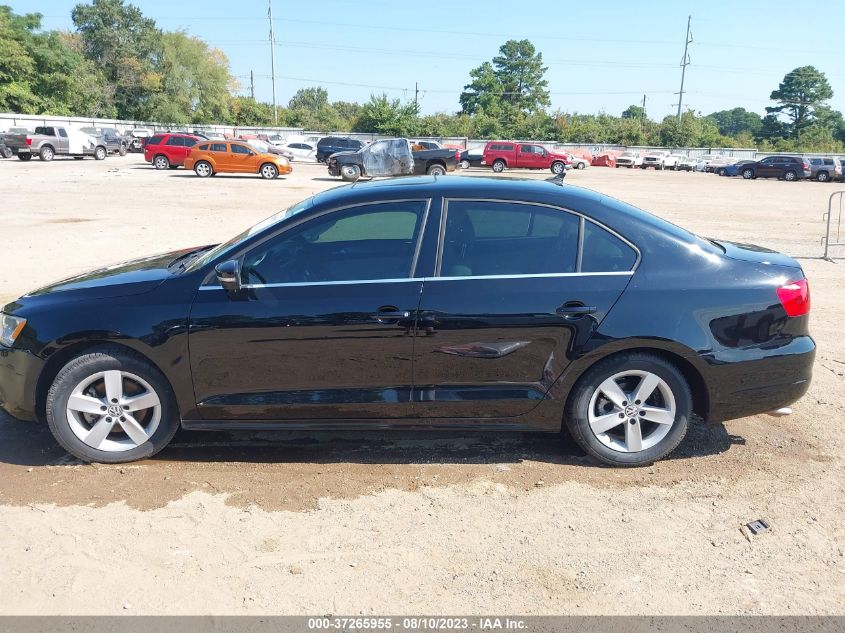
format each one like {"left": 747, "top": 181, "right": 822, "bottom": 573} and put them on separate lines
{"left": 2, "top": 2, "right": 844, "bottom": 152}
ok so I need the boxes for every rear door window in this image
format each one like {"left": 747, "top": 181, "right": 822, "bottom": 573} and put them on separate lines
{"left": 440, "top": 201, "right": 580, "bottom": 277}
{"left": 210, "top": 143, "right": 227, "bottom": 152}
{"left": 166, "top": 136, "right": 184, "bottom": 147}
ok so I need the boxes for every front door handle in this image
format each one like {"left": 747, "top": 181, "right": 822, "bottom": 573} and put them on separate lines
{"left": 372, "top": 307, "right": 411, "bottom": 324}
{"left": 556, "top": 304, "right": 597, "bottom": 316}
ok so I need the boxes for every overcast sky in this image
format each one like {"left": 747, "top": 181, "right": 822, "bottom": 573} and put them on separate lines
{"left": 14, "top": 0, "right": 845, "bottom": 120}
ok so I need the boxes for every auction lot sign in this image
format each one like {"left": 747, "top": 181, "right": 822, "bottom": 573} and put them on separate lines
{"left": 0, "top": 618, "right": 843, "bottom": 633}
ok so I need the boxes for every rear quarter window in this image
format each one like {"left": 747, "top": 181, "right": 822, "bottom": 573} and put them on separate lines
{"left": 580, "top": 222, "right": 638, "bottom": 272}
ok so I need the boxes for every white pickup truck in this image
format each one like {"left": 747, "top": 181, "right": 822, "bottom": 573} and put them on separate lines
{"left": 615, "top": 151, "right": 643, "bottom": 168}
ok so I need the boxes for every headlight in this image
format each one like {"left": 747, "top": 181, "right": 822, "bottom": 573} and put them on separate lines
{"left": 0, "top": 313, "right": 26, "bottom": 347}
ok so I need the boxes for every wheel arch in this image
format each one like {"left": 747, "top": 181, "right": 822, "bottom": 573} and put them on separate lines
{"left": 556, "top": 345, "right": 710, "bottom": 426}
{"left": 34, "top": 339, "right": 179, "bottom": 424}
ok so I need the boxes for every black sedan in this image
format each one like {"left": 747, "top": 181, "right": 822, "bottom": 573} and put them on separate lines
{"left": 0, "top": 177, "right": 814, "bottom": 466}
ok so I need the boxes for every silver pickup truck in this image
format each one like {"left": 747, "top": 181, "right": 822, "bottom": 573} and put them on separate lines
{"left": 4, "top": 125, "right": 108, "bottom": 161}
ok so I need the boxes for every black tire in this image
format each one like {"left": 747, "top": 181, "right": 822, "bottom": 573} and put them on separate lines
{"left": 94, "top": 146, "right": 107, "bottom": 161}
{"left": 817, "top": 171, "right": 830, "bottom": 182}
{"left": 564, "top": 353, "right": 692, "bottom": 467}
{"left": 576, "top": 162, "right": 586, "bottom": 170}
{"left": 717, "top": 168, "right": 726, "bottom": 176}
{"left": 118, "top": 144, "right": 127, "bottom": 157}
{"left": 741, "top": 168, "right": 754, "bottom": 180}
{"left": 153, "top": 154, "right": 170, "bottom": 170}
{"left": 1, "top": 147, "right": 12, "bottom": 159}
{"left": 194, "top": 160, "right": 213, "bottom": 178}
{"left": 550, "top": 161, "right": 565, "bottom": 175}
{"left": 340, "top": 164, "right": 361, "bottom": 182}
{"left": 783, "top": 170, "right": 797, "bottom": 182}
{"left": 427, "top": 163, "right": 446, "bottom": 176}
{"left": 615, "top": 164, "right": 620, "bottom": 168}
{"left": 18, "top": 153, "right": 32, "bottom": 161}
{"left": 45, "top": 345, "right": 180, "bottom": 464}
{"left": 260, "top": 163, "right": 279, "bottom": 179}
{"left": 492, "top": 159, "right": 506, "bottom": 173}
{"left": 460, "top": 159, "right": 470, "bottom": 170}
{"left": 39, "top": 145, "right": 55, "bottom": 162}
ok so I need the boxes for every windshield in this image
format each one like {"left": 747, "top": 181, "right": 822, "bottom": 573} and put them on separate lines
{"left": 186, "top": 197, "right": 315, "bottom": 272}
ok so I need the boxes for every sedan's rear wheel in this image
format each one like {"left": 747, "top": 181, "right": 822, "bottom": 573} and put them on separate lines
{"left": 565, "top": 353, "right": 691, "bottom": 466}
{"left": 742, "top": 168, "right": 754, "bottom": 179}
{"left": 46, "top": 346, "right": 179, "bottom": 463}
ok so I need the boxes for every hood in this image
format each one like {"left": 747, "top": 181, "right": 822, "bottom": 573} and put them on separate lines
{"left": 25, "top": 247, "right": 200, "bottom": 299}
{"left": 713, "top": 240, "right": 801, "bottom": 270}
{"left": 327, "top": 150, "right": 359, "bottom": 161}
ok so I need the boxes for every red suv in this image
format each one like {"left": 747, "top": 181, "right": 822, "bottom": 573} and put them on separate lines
{"left": 482, "top": 141, "right": 571, "bottom": 174}
{"left": 144, "top": 133, "right": 201, "bottom": 169}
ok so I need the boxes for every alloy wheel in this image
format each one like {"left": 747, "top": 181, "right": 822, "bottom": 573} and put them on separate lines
{"left": 65, "top": 370, "right": 161, "bottom": 452}
{"left": 587, "top": 370, "right": 677, "bottom": 453}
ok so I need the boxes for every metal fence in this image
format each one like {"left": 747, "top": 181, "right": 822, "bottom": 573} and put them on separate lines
{"left": 822, "top": 191, "right": 845, "bottom": 260}
{"left": 0, "top": 110, "right": 839, "bottom": 162}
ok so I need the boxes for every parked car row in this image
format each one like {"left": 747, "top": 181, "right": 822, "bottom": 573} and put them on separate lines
{"left": 141, "top": 132, "right": 292, "bottom": 179}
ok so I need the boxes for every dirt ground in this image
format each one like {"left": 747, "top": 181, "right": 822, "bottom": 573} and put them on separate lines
{"left": 0, "top": 156, "right": 843, "bottom": 615}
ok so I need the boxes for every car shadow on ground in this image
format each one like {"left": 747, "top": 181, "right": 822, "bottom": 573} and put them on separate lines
{"left": 0, "top": 411, "right": 744, "bottom": 468}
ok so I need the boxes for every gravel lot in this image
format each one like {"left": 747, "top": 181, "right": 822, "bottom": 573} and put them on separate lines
{"left": 0, "top": 156, "right": 843, "bottom": 615}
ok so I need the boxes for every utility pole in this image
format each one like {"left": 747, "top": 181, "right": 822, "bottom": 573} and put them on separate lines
{"left": 414, "top": 82, "right": 419, "bottom": 108}
{"left": 249, "top": 70, "right": 255, "bottom": 100}
{"left": 268, "top": 0, "right": 278, "bottom": 124}
{"left": 641, "top": 94, "right": 646, "bottom": 131}
{"left": 676, "top": 15, "right": 692, "bottom": 119}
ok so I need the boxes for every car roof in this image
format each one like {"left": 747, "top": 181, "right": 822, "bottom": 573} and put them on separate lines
{"left": 299, "top": 176, "right": 707, "bottom": 258}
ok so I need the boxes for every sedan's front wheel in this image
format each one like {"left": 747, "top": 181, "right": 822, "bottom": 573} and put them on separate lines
{"left": 46, "top": 346, "right": 179, "bottom": 463}
{"left": 565, "top": 353, "right": 691, "bottom": 466}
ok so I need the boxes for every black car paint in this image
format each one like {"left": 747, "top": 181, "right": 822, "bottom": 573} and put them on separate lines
{"left": 0, "top": 178, "right": 813, "bottom": 437}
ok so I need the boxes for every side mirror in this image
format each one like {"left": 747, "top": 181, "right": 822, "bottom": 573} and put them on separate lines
{"left": 214, "top": 260, "right": 242, "bottom": 297}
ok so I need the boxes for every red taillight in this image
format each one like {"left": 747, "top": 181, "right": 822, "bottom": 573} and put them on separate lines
{"left": 777, "top": 278, "right": 810, "bottom": 317}
{"left": 25, "top": 137, "right": 32, "bottom": 146}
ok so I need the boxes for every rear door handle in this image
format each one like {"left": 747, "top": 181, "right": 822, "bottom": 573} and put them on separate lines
{"left": 556, "top": 304, "right": 597, "bottom": 316}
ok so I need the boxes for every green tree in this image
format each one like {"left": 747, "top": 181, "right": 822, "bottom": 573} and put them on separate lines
{"left": 229, "top": 96, "right": 274, "bottom": 126}
{"left": 147, "top": 31, "right": 233, "bottom": 124}
{"left": 71, "top": 0, "right": 162, "bottom": 119}
{"left": 288, "top": 87, "right": 329, "bottom": 111}
{"left": 706, "top": 107, "right": 762, "bottom": 137}
{"left": 0, "top": 7, "right": 43, "bottom": 112}
{"left": 460, "top": 40, "right": 549, "bottom": 116}
{"left": 353, "top": 93, "right": 419, "bottom": 136}
{"left": 621, "top": 104, "right": 645, "bottom": 120}
{"left": 766, "top": 66, "right": 833, "bottom": 137}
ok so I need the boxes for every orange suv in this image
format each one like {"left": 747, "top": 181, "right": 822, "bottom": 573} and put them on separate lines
{"left": 185, "top": 140, "right": 292, "bottom": 179}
